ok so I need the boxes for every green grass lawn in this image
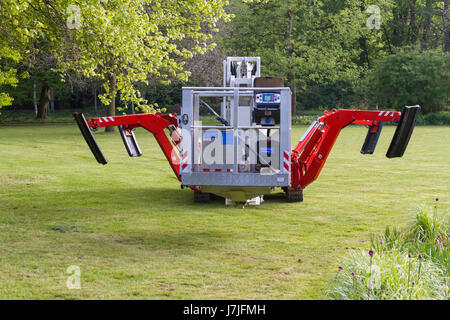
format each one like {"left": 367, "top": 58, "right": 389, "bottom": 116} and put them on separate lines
{"left": 0, "top": 123, "right": 448, "bottom": 299}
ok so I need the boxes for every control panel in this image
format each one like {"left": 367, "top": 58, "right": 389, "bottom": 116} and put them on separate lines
{"left": 253, "top": 92, "right": 281, "bottom": 126}
{"left": 255, "top": 93, "right": 281, "bottom": 104}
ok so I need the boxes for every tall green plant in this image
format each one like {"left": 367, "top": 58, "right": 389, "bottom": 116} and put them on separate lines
{"left": 327, "top": 249, "right": 446, "bottom": 300}
{"left": 328, "top": 201, "right": 449, "bottom": 300}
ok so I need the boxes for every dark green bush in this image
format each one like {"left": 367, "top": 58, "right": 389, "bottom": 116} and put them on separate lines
{"left": 369, "top": 50, "right": 450, "bottom": 114}
{"left": 298, "top": 80, "right": 357, "bottom": 111}
{"left": 292, "top": 115, "right": 320, "bottom": 125}
{"left": 422, "top": 112, "right": 450, "bottom": 125}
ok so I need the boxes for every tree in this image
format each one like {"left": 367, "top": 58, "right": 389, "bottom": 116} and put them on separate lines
{"left": 23, "top": 0, "right": 231, "bottom": 131}
{"left": 221, "top": 0, "right": 366, "bottom": 113}
{"left": 0, "top": 1, "right": 34, "bottom": 113}
{"left": 383, "top": 0, "right": 448, "bottom": 52}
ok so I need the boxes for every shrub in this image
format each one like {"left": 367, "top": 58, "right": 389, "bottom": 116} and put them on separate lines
{"left": 406, "top": 205, "right": 449, "bottom": 275}
{"left": 410, "top": 206, "right": 448, "bottom": 243}
{"left": 292, "top": 115, "right": 319, "bottom": 125}
{"left": 421, "top": 112, "right": 450, "bottom": 125}
{"left": 369, "top": 50, "right": 450, "bottom": 114}
{"left": 327, "top": 250, "right": 446, "bottom": 300}
{"left": 327, "top": 201, "right": 449, "bottom": 300}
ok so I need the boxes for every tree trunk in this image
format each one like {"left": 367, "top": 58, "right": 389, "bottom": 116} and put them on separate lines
{"left": 382, "top": 25, "right": 394, "bottom": 54}
{"left": 36, "top": 84, "right": 51, "bottom": 119}
{"left": 444, "top": 0, "right": 450, "bottom": 52}
{"left": 33, "top": 80, "right": 38, "bottom": 117}
{"left": 359, "top": 1, "right": 370, "bottom": 68}
{"left": 285, "top": 10, "right": 296, "bottom": 116}
{"left": 105, "top": 75, "right": 116, "bottom": 133}
{"left": 288, "top": 71, "right": 296, "bottom": 116}
{"left": 422, "top": 0, "right": 432, "bottom": 49}
{"left": 359, "top": 36, "right": 370, "bottom": 68}
{"left": 93, "top": 86, "right": 97, "bottom": 114}
{"left": 50, "top": 89, "right": 55, "bottom": 112}
{"left": 409, "top": 0, "right": 418, "bottom": 44}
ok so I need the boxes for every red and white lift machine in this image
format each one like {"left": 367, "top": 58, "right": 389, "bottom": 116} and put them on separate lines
{"left": 74, "top": 57, "right": 420, "bottom": 205}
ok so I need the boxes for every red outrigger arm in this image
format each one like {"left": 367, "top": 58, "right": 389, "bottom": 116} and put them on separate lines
{"left": 290, "top": 106, "right": 420, "bottom": 190}
{"left": 73, "top": 112, "right": 181, "bottom": 180}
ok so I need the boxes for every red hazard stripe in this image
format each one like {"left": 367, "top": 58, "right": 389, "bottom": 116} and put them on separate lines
{"left": 182, "top": 151, "right": 188, "bottom": 160}
{"left": 284, "top": 152, "right": 289, "bottom": 160}
{"left": 182, "top": 163, "right": 188, "bottom": 170}
{"left": 284, "top": 162, "right": 290, "bottom": 171}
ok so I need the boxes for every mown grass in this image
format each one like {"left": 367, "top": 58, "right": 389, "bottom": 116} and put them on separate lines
{"left": 0, "top": 124, "right": 448, "bottom": 299}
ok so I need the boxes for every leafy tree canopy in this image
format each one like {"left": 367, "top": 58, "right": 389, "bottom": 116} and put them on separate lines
{"left": 0, "top": 0, "right": 233, "bottom": 113}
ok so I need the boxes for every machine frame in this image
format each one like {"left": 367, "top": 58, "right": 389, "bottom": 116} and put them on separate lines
{"left": 73, "top": 57, "right": 421, "bottom": 205}
{"left": 179, "top": 87, "right": 291, "bottom": 188}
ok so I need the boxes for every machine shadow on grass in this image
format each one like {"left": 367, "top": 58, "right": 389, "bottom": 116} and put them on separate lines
{"left": 99, "top": 230, "right": 232, "bottom": 253}
{"left": 61, "top": 183, "right": 288, "bottom": 209}
{"left": 40, "top": 186, "right": 240, "bottom": 253}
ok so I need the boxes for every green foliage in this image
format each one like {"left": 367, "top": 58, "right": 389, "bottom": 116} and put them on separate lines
{"left": 385, "top": 0, "right": 446, "bottom": 50}
{"left": 327, "top": 249, "right": 446, "bottom": 300}
{"left": 44, "top": 0, "right": 231, "bottom": 112}
{"left": 375, "top": 204, "right": 449, "bottom": 274}
{"left": 291, "top": 115, "right": 321, "bottom": 125}
{"left": 218, "top": 0, "right": 449, "bottom": 111}
{"left": 368, "top": 50, "right": 450, "bottom": 113}
{"left": 0, "top": 1, "right": 34, "bottom": 111}
{"left": 1, "top": 0, "right": 449, "bottom": 115}
{"left": 0, "top": 0, "right": 232, "bottom": 113}
{"left": 371, "top": 227, "right": 408, "bottom": 253}
{"left": 328, "top": 203, "right": 449, "bottom": 300}
{"left": 0, "top": 107, "right": 103, "bottom": 124}
{"left": 407, "top": 205, "right": 449, "bottom": 274}
{"left": 420, "top": 112, "right": 450, "bottom": 125}
{"left": 137, "top": 82, "right": 183, "bottom": 112}
{"left": 411, "top": 206, "right": 448, "bottom": 242}
{"left": 221, "top": 0, "right": 365, "bottom": 111}
{"left": 0, "top": 45, "right": 20, "bottom": 109}
{"left": 300, "top": 80, "right": 358, "bottom": 110}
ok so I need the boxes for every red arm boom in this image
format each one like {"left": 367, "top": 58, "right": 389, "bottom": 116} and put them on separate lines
{"left": 291, "top": 109, "right": 402, "bottom": 190}
{"left": 86, "top": 113, "right": 181, "bottom": 180}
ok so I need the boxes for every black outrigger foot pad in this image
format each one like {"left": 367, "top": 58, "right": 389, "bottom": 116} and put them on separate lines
{"left": 361, "top": 121, "right": 383, "bottom": 155}
{"left": 73, "top": 112, "right": 108, "bottom": 165}
{"left": 386, "top": 105, "right": 421, "bottom": 158}
{"left": 119, "top": 126, "right": 142, "bottom": 157}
